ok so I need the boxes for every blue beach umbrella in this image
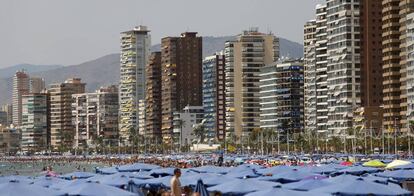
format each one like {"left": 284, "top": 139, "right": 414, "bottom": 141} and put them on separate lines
{"left": 117, "top": 163, "right": 160, "bottom": 172}
{"left": 128, "top": 171, "right": 154, "bottom": 179}
{"left": 283, "top": 178, "right": 333, "bottom": 191}
{"left": 93, "top": 173, "right": 132, "bottom": 187}
{"left": 376, "top": 169, "right": 414, "bottom": 182}
{"left": 256, "top": 165, "right": 295, "bottom": 175}
{"left": 207, "top": 178, "right": 281, "bottom": 196}
{"left": 393, "top": 163, "right": 414, "bottom": 170}
{"left": 150, "top": 167, "right": 175, "bottom": 177}
{"left": 245, "top": 187, "right": 331, "bottom": 196}
{"left": 190, "top": 165, "right": 230, "bottom": 174}
{"left": 194, "top": 179, "right": 209, "bottom": 196}
{"left": 96, "top": 166, "right": 118, "bottom": 175}
{"left": 0, "top": 180, "right": 65, "bottom": 196}
{"left": 337, "top": 165, "right": 380, "bottom": 175}
{"left": 61, "top": 181, "right": 135, "bottom": 196}
{"left": 32, "top": 176, "right": 69, "bottom": 188}
{"left": 270, "top": 169, "right": 315, "bottom": 183}
{"left": 225, "top": 169, "right": 258, "bottom": 179}
{"left": 312, "top": 178, "right": 412, "bottom": 196}
{"left": 60, "top": 171, "right": 95, "bottom": 180}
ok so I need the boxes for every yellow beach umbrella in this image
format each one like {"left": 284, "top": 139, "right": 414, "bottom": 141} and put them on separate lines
{"left": 385, "top": 160, "right": 411, "bottom": 169}
{"left": 363, "top": 159, "right": 386, "bottom": 168}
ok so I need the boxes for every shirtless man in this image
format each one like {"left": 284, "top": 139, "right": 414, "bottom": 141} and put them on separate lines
{"left": 170, "top": 168, "right": 182, "bottom": 196}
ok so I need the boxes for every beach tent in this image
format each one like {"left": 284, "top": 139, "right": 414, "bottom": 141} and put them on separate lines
{"left": 385, "top": 160, "right": 411, "bottom": 169}
{"left": 245, "top": 187, "right": 331, "bottom": 196}
{"left": 312, "top": 178, "right": 411, "bottom": 196}
{"left": 194, "top": 179, "right": 209, "bottom": 196}
{"left": 207, "top": 178, "right": 281, "bottom": 196}
{"left": 376, "top": 169, "right": 414, "bottom": 182}
{"left": 117, "top": 163, "right": 160, "bottom": 172}
{"left": 61, "top": 181, "right": 135, "bottom": 196}
{"left": 60, "top": 171, "right": 95, "bottom": 180}
{"left": 363, "top": 159, "right": 386, "bottom": 168}
{"left": 282, "top": 178, "right": 333, "bottom": 191}
{"left": 0, "top": 180, "right": 65, "bottom": 196}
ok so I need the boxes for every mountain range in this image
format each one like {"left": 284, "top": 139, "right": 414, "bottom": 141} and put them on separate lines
{"left": 0, "top": 36, "right": 303, "bottom": 106}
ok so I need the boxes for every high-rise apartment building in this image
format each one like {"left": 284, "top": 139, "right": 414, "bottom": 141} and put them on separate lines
{"left": 161, "top": 32, "right": 203, "bottom": 143}
{"left": 72, "top": 86, "right": 119, "bottom": 148}
{"left": 145, "top": 52, "right": 162, "bottom": 141}
{"left": 407, "top": 12, "right": 414, "bottom": 124}
{"left": 225, "top": 28, "right": 279, "bottom": 138}
{"left": 304, "top": 20, "right": 317, "bottom": 134}
{"left": 0, "top": 104, "right": 12, "bottom": 127}
{"left": 260, "top": 60, "right": 304, "bottom": 134}
{"left": 49, "top": 78, "right": 85, "bottom": 150}
{"left": 30, "top": 77, "right": 45, "bottom": 93}
{"left": 119, "top": 25, "right": 151, "bottom": 145}
{"left": 21, "top": 93, "right": 48, "bottom": 153}
{"left": 12, "top": 71, "right": 30, "bottom": 127}
{"left": 359, "top": 0, "right": 383, "bottom": 132}
{"left": 326, "top": 0, "right": 362, "bottom": 135}
{"left": 202, "top": 53, "right": 226, "bottom": 141}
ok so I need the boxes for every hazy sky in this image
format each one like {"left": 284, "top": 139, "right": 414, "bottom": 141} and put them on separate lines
{"left": 1, "top": 0, "right": 324, "bottom": 68}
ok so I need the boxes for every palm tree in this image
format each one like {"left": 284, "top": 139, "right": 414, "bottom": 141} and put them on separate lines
{"left": 193, "top": 123, "right": 206, "bottom": 144}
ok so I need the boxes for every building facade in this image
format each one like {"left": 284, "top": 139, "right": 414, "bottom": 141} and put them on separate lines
{"left": 49, "top": 78, "right": 85, "bottom": 150}
{"left": 406, "top": 12, "right": 414, "bottom": 126}
{"left": 145, "top": 52, "right": 162, "bottom": 141}
{"left": 0, "top": 125, "right": 20, "bottom": 155}
{"left": 72, "top": 86, "right": 119, "bottom": 149}
{"left": 21, "top": 93, "right": 48, "bottom": 153}
{"left": 30, "top": 77, "right": 45, "bottom": 93}
{"left": 304, "top": 20, "right": 317, "bottom": 134}
{"left": 161, "top": 32, "right": 203, "bottom": 143}
{"left": 326, "top": 0, "right": 362, "bottom": 135}
{"left": 202, "top": 53, "right": 226, "bottom": 141}
{"left": 260, "top": 60, "right": 304, "bottom": 135}
{"left": 12, "top": 71, "right": 30, "bottom": 127}
{"left": 225, "top": 28, "right": 279, "bottom": 138}
{"left": 1, "top": 104, "right": 12, "bottom": 127}
{"left": 119, "top": 25, "right": 151, "bottom": 145}
{"left": 173, "top": 106, "right": 204, "bottom": 147}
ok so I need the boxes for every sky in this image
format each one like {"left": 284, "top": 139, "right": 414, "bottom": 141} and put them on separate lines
{"left": 0, "top": 0, "right": 325, "bottom": 68}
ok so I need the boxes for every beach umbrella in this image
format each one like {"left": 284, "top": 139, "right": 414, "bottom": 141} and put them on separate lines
{"left": 32, "top": 176, "right": 69, "bottom": 188}
{"left": 337, "top": 165, "right": 380, "bottom": 175}
{"left": 225, "top": 169, "right": 258, "bottom": 179}
{"left": 376, "top": 169, "right": 414, "bottom": 182}
{"left": 0, "top": 180, "right": 65, "bottom": 196}
{"left": 49, "top": 179, "right": 89, "bottom": 190}
{"left": 363, "top": 159, "right": 386, "bottom": 168}
{"left": 60, "top": 171, "right": 95, "bottom": 180}
{"left": 61, "top": 181, "right": 135, "bottom": 196}
{"left": 96, "top": 166, "right": 118, "bottom": 175}
{"left": 282, "top": 178, "right": 333, "bottom": 191}
{"left": 305, "top": 163, "right": 346, "bottom": 174}
{"left": 0, "top": 175, "right": 34, "bottom": 184}
{"left": 207, "top": 178, "right": 281, "bottom": 196}
{"left": 131, "top": 176, "right": 171, "bottom": 189}
{"left": 270, "top": 169, "right": 315, "bottom": 183}
{"left": 128, "top": 171, "right": 154, "bottom": 179}
{"left": 92, "top": 173, "right": 131, "bottom": 187}
{"left": 340, "top": 161, "right": 353, "bottom": 166}
{"left": 312, "top": 178, "right": 411, "bottom": 196}
{"left": 245, "top": 186, "right": 331, "bottom": 196}
{"left": 150, "top": 167, "right": 175, "bottom": 177}
{"left": 256, "top": 165, "right": 295, "bottom": 175}
{"left": 190, "top": 165, "right": 230, "bottom": 174}
{"left": 385, "top": 160, "right": 411, "bottom": 169}
{"left": 394, "top": 163, "right": 414, "bottom": 170}
{"left": 117, "top": 163, "right": 160, "bottom": 172}
{"left": 194, "top": 179, "right": 209, "bottom": 196}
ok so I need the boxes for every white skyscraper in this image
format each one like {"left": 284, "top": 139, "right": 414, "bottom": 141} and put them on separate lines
{"left": 119, "top": 25, "right": 151, "bottom": 145}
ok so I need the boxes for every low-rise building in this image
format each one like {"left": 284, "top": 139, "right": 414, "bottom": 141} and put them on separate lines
{"left": 173, "top": 106, "right": 204, "bottom": 148}
{"left": 0, "top": 125, "right": 20, "bottom": 155}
